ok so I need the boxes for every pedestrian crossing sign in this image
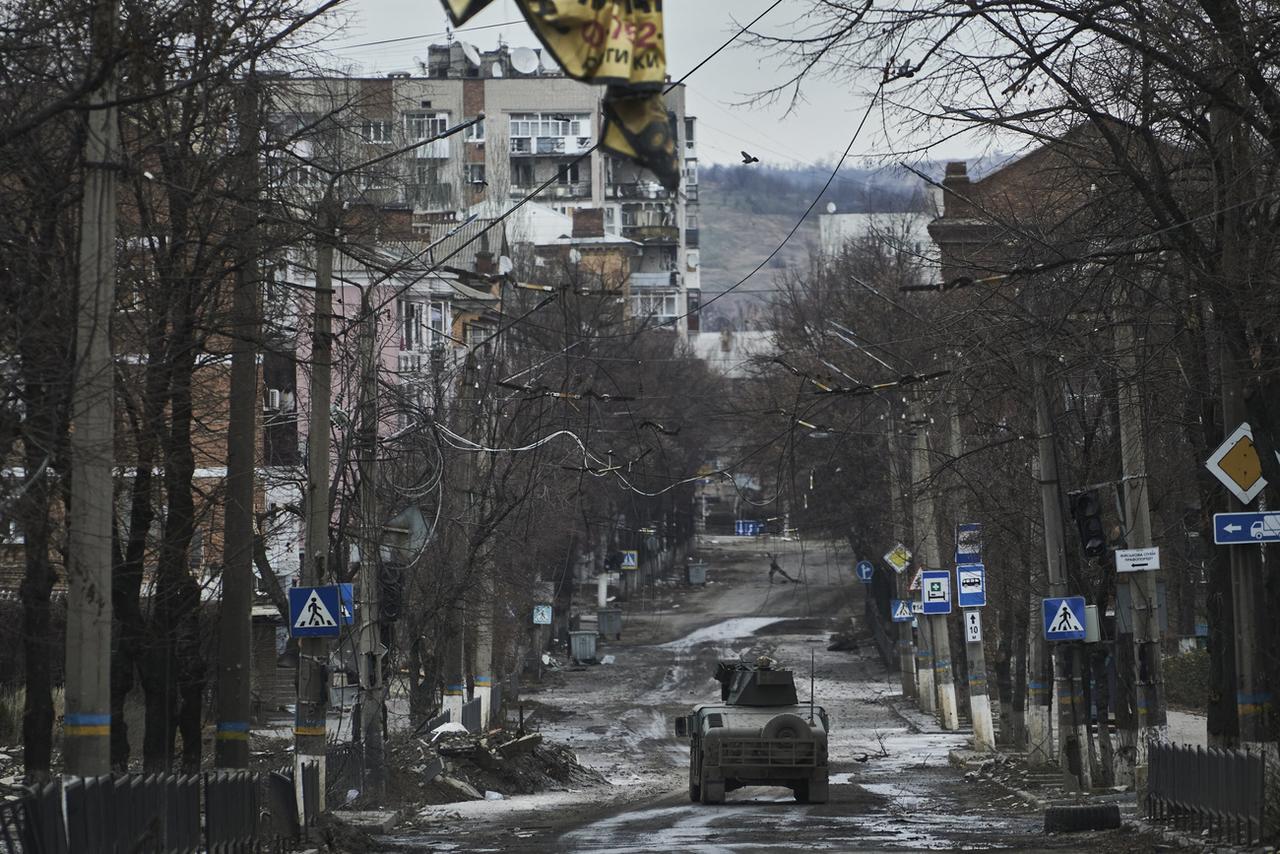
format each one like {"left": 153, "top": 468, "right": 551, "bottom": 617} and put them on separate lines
{"left": 620, "top": 550, "right": 639, "bottom": 570}
{"left": 289, "top": 586, "right": 341, "bottom": 638}
{"left": 1043, "top": 596, "right": 1087, "bottom": 641}
{"left": 891, "top": 599, "right": 913, "bottom": 623}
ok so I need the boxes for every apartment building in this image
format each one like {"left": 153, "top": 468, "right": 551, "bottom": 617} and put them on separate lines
{"left": 270, "top": 41, "right": 701, "bottom": 332}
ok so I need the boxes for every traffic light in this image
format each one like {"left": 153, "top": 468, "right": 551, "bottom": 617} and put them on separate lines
{"left": 1069, "top": 490, "right": 1107, "bottom": 558}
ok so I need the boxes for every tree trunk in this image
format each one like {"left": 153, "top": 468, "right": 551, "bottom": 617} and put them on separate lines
{"left": 19, "top": 426, "right": 57, "bottom": 783}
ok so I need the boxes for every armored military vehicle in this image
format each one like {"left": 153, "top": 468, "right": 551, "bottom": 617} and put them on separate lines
{"left": 673, "top": 658, "right": 829, "bottom": 804}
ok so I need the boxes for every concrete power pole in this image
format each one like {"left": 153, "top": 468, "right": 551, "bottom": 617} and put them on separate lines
{"left": 1032, "top": 356, "right": 1089, "bottom": 788}
{"left": 65, "top": 0, "right": 120, "bottom": 777}
{"left": 298, "top": 199, "right": 337, "bottom": 808}
{"left": 910, "top": 402, "right": 959, "bottom": 730}
{"left": 950, "top": 408, "right": 995, "bottom": 751}
{"left": 887, "top": 423, "right": 916, "bottom": 699}
{"left": 355, "top": 286, "right": 386, "bottom": 798}
{"left": 1114, "top": 296, "right": 1167, "bottom": 781}
{"left": 215, "top": 78, "right": 262, "bottom": 769}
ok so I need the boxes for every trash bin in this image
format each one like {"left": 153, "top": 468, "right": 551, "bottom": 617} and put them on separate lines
{"left": 569, "top": 630, "right": 598, "bottom": 664}
{"left": 687, "top": 562, "right": 708, "bottom": 586}
{"left": 597, "top": 607, "right": 622, "bottom": 640}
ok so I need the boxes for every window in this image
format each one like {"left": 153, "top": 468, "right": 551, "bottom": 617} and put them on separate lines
{"left": 429, "top": 301, "right": 447, "bottom": 340}
{"left": 406, "top": 112, "right": 448, "bottom": 140}
{"left": 465, "top": 163, "right": 486, "bottom": 185}
{"left": 556, "top": 161, "right": 580, "bottom": 185}
{"left": 635, "top": 293, "right": 679, "bottom": 320}
{"left": 414, "top": 162, "right": 439, "bottom": 186}
{"left": 359, "top": 119, "right": 392, "bottom": 143}
{"left": 466, "top": 323, "right": 492, "bottom": 348}
{"left": 684, "top": 116, "right": 696, "bottom": 148}
{"left": 509, "top": 112, "right": 591, "bottom": 152}
{"left": 398, "top": 299, "right": 425, "bottom": 350}
{"left": 513, "top": 161, "right": 534, "bottom": 187}
{"left": 684, "top": 159, "right": 698, "bottom": 185}
{"left": 465, "top": 120, "right": 485, "bottom": 141}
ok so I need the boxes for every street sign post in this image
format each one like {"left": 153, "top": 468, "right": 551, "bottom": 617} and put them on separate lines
{"left": 921, "top": 570, "right": 952, "bottom": 615}
{"left": 883, "top": 543, "right": 912, "bottom": 574}
{"left": 289, "top": 586, "right": 341, "bottom": 638}
{"left": 856, "top": 560, "right": 875, "bottom": 583}
{"left": 620, "top": 550, "right": 639, "bottom": 570}
{"left": 1115, "top": 547, "right": 1160, "bottom": 572}
{"left": 956, "top": 564, "right": 986, "bottom": 607}
{"left": 891, "top": 600, "right": 913, "bottom": 622}
{"left": 532, "top": 604, "right": 553, "bottom": 625}
{"left": 1205, "top": 422, "right": 1278, "bottom": 504}
{"left": 964, "top": 609, "right": 982, "bottom": 643}
{"left": 955, "top": 522, "right": 982, "bottom": 564}
{"left": 337, "top": 582, "right": 354, "bottom": 625}
{"left": 1043, "top": 596, "right": 1087, "bottom": 641}
{"left": 1214, "top": 511, "right": 1280, "bottom": 544}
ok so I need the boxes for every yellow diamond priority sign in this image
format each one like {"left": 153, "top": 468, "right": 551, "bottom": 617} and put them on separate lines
{"left": 1206, "top": 422, "right": 1274, "bottom": 504}
{"left": 883, "top": 543, "right": 912, "bottom": 574}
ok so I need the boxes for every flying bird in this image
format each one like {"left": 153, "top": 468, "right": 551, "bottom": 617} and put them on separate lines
{"left": 741, "top": 150, "right": 760, "bottom": 164}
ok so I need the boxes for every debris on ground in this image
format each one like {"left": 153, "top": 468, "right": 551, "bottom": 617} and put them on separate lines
{"left": 384, "top": 726, "right": 607, "bottom": 810}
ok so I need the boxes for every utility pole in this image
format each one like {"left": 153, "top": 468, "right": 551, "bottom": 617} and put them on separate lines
{"left": 215, "top": 77, "right": 262, "bottom": 769}
{"left": 1033, "top": 356, "right": 1089, "bottom": 787}
{"left": 909, "top": 401, "right": 959, "bottom": 730}
{"left": 355, "top": 284, "right": 386, "bottom": 798}
{"left": 65, "top": 0, "right": 119, "bottom": 777}
{"left": 1115, "top": 292, "right": 1166, "bottom": 780}
{"left": 1211, "top": 85, "right": 1269, "bottom": 751}
{"left": 950, "top": 408, "right": 994, "bottom": 751}
{"left": 887, "top": 421, "right": 916, "bottom": 699}
{"left": 298, "top": 198, "right": 337, "bottom": 808}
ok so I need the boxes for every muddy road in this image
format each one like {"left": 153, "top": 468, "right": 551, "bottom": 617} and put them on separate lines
{"left": 383, "top": 538, "right": 1163, "bottom": 852}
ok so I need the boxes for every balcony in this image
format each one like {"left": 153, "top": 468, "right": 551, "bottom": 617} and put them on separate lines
{"left": 607, "top": 182, "right": 671, "bottom": 201}
{"left": 510, "top": 182, "right": 592, "bottom": 200}
{"left": 510, "top": 136, "right": 593, "bottom": 157}
{"left": 623, "top": 224, "right": 679, "bottom": 244}
{"left": 686, "top": 228, "right": 700, "bottom": 248}
{"left": 629, "top": 271, "right": 677, "bottom": 290}
{"left": 408, "top": 183, "right": 454, "bottom": 211}
{"left": 684, "top": 184, "right": 699, "bottom": 203}
{"left": 412, "top": 138, "right": 451, "bottom": 159}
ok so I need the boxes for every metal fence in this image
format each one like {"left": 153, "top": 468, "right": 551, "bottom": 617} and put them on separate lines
{"left": 1147, "top": 741, "right": 1267, "bottom": 846}
{"left": 0, "top": 770, "right": 299, "bottom": 854}
{"left": 461, "top": 697, "right": 482, "bottom": 734}
{"left": 325, "top": 740, "right": 363, "bottom": 805}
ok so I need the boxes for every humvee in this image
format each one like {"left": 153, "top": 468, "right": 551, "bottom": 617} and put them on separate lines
{"left": 673, "top": 658, "right": 829, "bottom": 804}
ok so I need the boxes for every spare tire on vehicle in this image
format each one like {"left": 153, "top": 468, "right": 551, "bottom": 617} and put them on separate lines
{"left": 1043, "top": 803, "right": 1121, "bottom": 833}
{"left": 762, "top": 713, "right": 811, "bottom": 740}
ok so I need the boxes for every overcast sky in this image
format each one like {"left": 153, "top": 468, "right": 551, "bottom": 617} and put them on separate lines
{"left": 321, "top": 1, "right": 978, "bottom": 168}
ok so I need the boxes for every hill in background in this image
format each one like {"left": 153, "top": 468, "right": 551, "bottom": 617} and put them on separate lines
{"left": 697, "top": 163, "right": 934, "bottom": 330}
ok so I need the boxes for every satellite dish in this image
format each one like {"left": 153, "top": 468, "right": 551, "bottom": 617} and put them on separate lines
{"left": 461, "top": 41, "right": 481, "bottom": 67}
{"left": 498, "top": 255, "right": 514, "bottom": 275}
{"left": 568, "top": 248, "right": 583, "bottom": 264}
{"left": 491, "top": 61, "right": 504, "bottom": 78}
{"left": 826, "top": 202, "right": 837, "bottom": 214}
{"left": 511, "top": 47, "right": 539, "bottom": 75}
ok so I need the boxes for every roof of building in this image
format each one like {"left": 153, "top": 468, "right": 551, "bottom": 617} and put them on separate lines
{"left": 690, "top": 330, "right": 776, "bottom": 379}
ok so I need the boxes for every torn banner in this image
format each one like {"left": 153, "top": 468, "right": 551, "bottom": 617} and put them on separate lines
{"left": 439, "top": 0, "right": 680, "bottom": 191}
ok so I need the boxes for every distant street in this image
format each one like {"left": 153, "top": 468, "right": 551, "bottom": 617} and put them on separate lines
{"left": 383, "top": 537, "right": 1171, "bottom": 852}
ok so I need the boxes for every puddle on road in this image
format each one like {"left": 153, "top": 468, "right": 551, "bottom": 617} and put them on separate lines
{"left": 657, "top": 617, "right": 789, "bottom": 651}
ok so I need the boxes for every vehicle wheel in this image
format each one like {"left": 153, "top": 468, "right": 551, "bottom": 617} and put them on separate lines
{"left": 762, "top": 713, "right": 811, "bottom": 740}
{"left": 689, "top": 780, "right": 701, "bottom": 802}
{"left": 701, "top": 780, "right": 725, "bottom": 804}
{"left": 806, "top": 776, "right": 829, "bottom": 804}
{"left": 793, "top": 780, "right": 810, "bottom": 803}
{"left": 1043, "top": 803, "right": 1121, "bottom": 833}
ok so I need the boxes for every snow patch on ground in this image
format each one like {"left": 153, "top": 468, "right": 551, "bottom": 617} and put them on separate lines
{"left": 657, "top": 617, "right": 789, "bottom": 650}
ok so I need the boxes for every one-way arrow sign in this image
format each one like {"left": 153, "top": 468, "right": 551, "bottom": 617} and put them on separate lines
{"left": 1214, "top": 512, "right": 1280, "bottom": 544}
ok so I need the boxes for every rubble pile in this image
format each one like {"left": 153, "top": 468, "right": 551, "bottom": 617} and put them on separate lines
{"left": 388, "top": 726, "right": 606, "bottom": 807}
